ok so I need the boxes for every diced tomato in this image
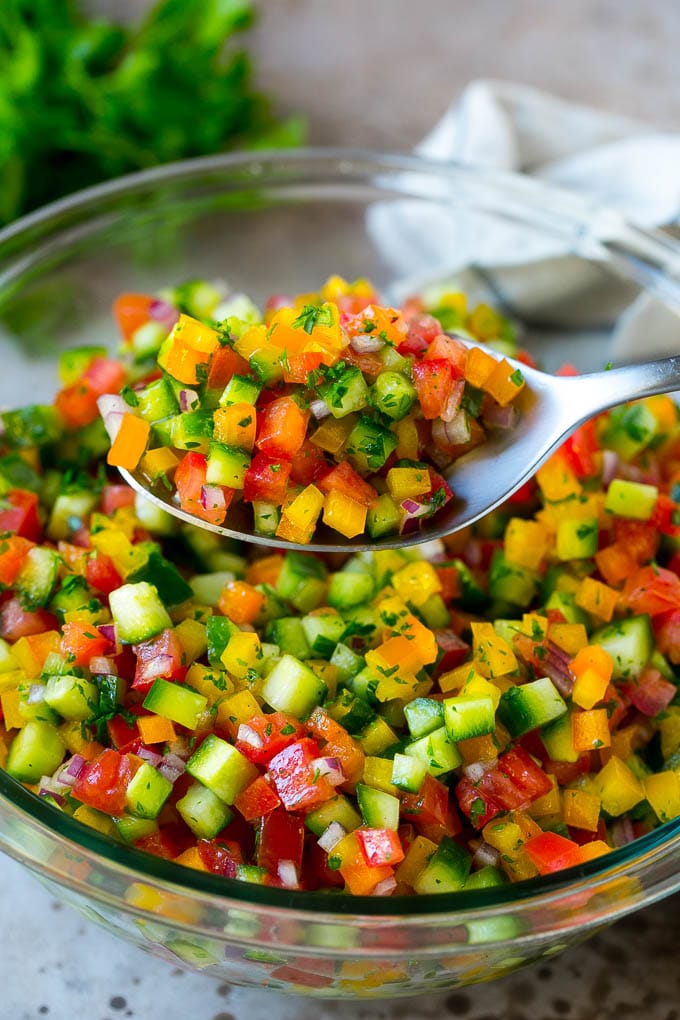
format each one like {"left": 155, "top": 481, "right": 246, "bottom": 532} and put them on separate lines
{"left": 398, "top": 313, "right": 441, "bottom": 356}
{"left": 623, "top": 667, "right": 676, "bottom": 717}
{"left": 316, "top": 461, "right": 378, "bottom": 507}
{"left": 0, "top": 597, "right": 55, "bottom": 642}
{"left": 256, "top": 396, "right": 309, "bottom": 461}
{"left": 621, "top": 565, "right": 680, "bottom": 616}
{"left": 282, "top": 351, "right": 325, "bottom": 384}
{"left": 84, "top": 357, "right": 127, "bottom": 398}
{"left": 256, "top": 808, "right": 305, "bottom": 873}
{"left": 560, "top": 419, "right": 600, "bottom": 478}
{"left": 433, "top": 628, "right": 470, "bottom": 675}
{"left": 174, "top": 451, "right": 231, "bottom": 525}
{"left": 341, "top": 347, "right": 384, "bottom": 378}
{"left": 612, "top": 518, "right": 659, "bottom": 564}
{"left": 477, "top": 768, "right": 530, "bottom": 812}
{"left": 55, "top": 381, "right": 100, "bottom": 429}
{"left": 207, "top": 345, "right": 250, "bottom": 390}
{"left": 0, "top": 536, "right": 35, "bottom": 586}
{"left": 412, "top": 359, "right": 455, "bottom": 419}
{"left": 113, "top": 293, "right": 155, "bottom": 342}
{"left": 196, "top": 838, "right": 243, "bottom": 877}
{"left": 356, "top": 827, "right": 405, "bottom": 868}
{"left": 235, "top": 712, "right": 306, "bottom": 765}
{"left": 505, "top": 478, "right": 537, "bottom": 505}
{"left": 304, "top": 839, "right": 345, "bottom": 889}
{"left": 100, "top": 484, "right": 136, "bottom": 515}
{"left": 400, "top": 774, "right": 450, "bottom": 831}
{"left": 132, "top": 628, "right": 187, "bottom": 694}
{"left": 290, "top": 439, "right": 328, "bottom": 487}
{"left": 106, "top": 713, "right": 142, "bottom": 751}
{"left": 234, "top": 775, "right": 282, "bottom": 821}
{"left": 542, "top": 753, "right": 592, "bottom": 786}
{"left": 497, "top": 747, "right": 553, "bottom": 801}
{"left": 0, "top": 490, "right": 41, "bottom": 541}
{"left": 61, "top": 620, "right": 111, "bottom": 668}
{"left": 72, "top": 748, "right": 136, "bottom": 816}
{"left": 650, "top": 494, "right": 680, "bottom": 538}
{"left": 86, "top": 550, "right": 124, "bottom": 596}
{"left": 242, "top": 452, "right": 292, "bottom": 505}
{"left": 655, "top": 609, "right": 680, "bottom": 664}
{"left": 435, "top": 567, "right": 462, "bottom": 604}
{"left": 455, "top": 776, "right": 502, "bottom": 828}
{"left": 267, "top": 738, "right": 335, "bottom": 812}
{"left": 422, "top": 334, "right": 467, "bottom": 374}
{"left": 414, "top": 803, "right": 462, "bottom": 844}
{"left": 523, "top": 831, "right": 583, "bottom": 875}
{"left": 136, "top": 822, "right": 194, "bottom": 860}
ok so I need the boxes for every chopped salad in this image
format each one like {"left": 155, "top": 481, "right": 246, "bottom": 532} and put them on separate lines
{"left": 0, "top": 276, "right": 679, "bottom": 897}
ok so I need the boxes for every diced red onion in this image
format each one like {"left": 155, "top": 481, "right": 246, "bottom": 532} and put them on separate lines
{"left": 482, "top": 402, "right": 519, "bottom": 430}
{"left": 440, "top": 380, "right": 466, "bottom": 423}
{"left": 237, "top": 724, "right": 264, "bottom": 750}
{"left": 65, "top": 754, "right": 86, "bottom": 779}
{"left": 139, "top": 653, "right": 175, "bottom": 681}
{"left": 149, "top": 299, "right": 179, "bottom": 333}
{"left": 89, "top": 656, "right": 118, "bottom": 677}
{"left": 542, "top": 641, "right": 575, "bottom": 697}
{"left": 158, "top": 753, "right": 187, "bottom": 784}
{"left": 265, "top": 293, "right": 294, "bottom": 312}
{"left": 98, "top": 624, "right": 117, "bottom": 649}
{"left": 318, "top": 821, "right": 346, "bottom": 853}
{"left": 96, "top": 394, "right": 128, "bottom": 441}
{"left": 415, "top": 539, "right": 447, "bottom": 562}
{"left": 433, "top": 408, "right": 471, "bottom": 448}
{"left": 472, "top": 842, "right": 501, "bottom": 870}
{"left": 138, "top": 747, "right": 163, "bottom": 767}
{"left": 428, "top": 446, "right": 453, "bottom": 471}
{"left": 179, "top": 389, "right": 199, "bottom": 413}
{"left": 167, "top": 738, "right": 192, "bottom": 761}
{"left": 462, "top": 759, "right": 498, "bottom": 781}
{"left": 200, "top": 484, "right": 226, "bottom": 513}
{"left": 277, "top": 860, "right": 299, "bottom": 889}
{"left": 27, "top": 684, "right": 46, "bottom": 705}
{"left": 309, "top": 399, "right": 331, "bottom": 420}
{"left": 401, "top": 498, "right": 430, "bottom": 517}
{"left": 611, "top": 816, "right": 635, "bottom": 847}
{"left": 371, "top": 876, "right": 398, "bottom": 897}
{"left": 38, "top": 784, "right": 66, "bottom": 806}
{"left": 350, "top": 333, "right": 384, "bottom": 354}
{"left": 601, "top": 450, "right": 619, "bottom": 487}
{"left": 312, "top": 756, "right": 345, "bottom": 787}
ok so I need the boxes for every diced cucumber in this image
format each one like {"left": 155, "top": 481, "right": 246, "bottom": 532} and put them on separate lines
{"left": 190, "top": 571, "right": 236, "bottom": 606}
{"left": 325, "top": 690, "right": 375, "bottom": 734}
{"left": 125, "top": 762, "right": 173, "bottom": 820}
{"left": 405, "top": 725, "right": 463, "bottom": 777}
{"left": 541, "top": 711, "right": 579, "bottom": 762}
{"left": 444, "top": 695, "right": 495, "bottom": 741}
{"left": 252, "top": 501, "right": 280, "bottom": 537}
{"left": 348, "top": 666, "right": 379, "bottom": 703}
{"left": 543, "top": 590, "right": 589, "bottom": 626}
{"left": 404, "top": 697, "right": 444, "bottom": 739}
{"left": 590, "top": 615, "right": 655, "bottom": 682}
{"left": 391, "top": 751, "right": 428, "bottom": 793}
{"left": 250, "top": 347, "right": 284, "bottom": 386}
{"left": 464, "top": 865, "right": 507, "bottom": 890}
{"left": 44, "top": 674, "right": 99, "bottom": 721}
{"left": 49, "top": 575, "right": 92, "bottom": 621}
{"left": 127, "top": 550, "right": 193, "bottom": 608}
{"left": 413, "top": 836, "right": 471, "bottom": 894}
{"left": 176, "top": 780, "right": 233, "bottom": 838}
{"left": 329, "top": 642, "right": 365, "bottom": 684}
{"left": 445, "top": 559, "right": 489, "bottom": 612}
{"left": 219, "top": 374, "right": 261, "bottom": 407}
{"left": 17, "top": 682, "right": 59, "bottom": 726}
{"left": 115, "top": 815, "right": 159, "bottom": 844}
{"left": 601, "top": 403, "right": 658, "bottom": 461}
{"left": 327, "top": 571, "right": 375, "bottom": 611}
{"left": 143, "top": 678, "right": 208, "bottom": 729}
{"left": 371, "top": 371, "right": 417, "bottom": 421}
{"left": 213, "top": 292, "right": 262, "bottom": 326}
{"left": 497, "top": 677, "right": 567, "bottom": 738}
{"left": 206, "top": 442, "right": 251, "bottom": 489}
{"left": 488, "top": 549, "right": 538, "bottom": 608}
{"left": 137, "top": 376, "right": 179, "bottom": 423}
{"left": 416, "top": 593, "right": 450, "bottom": 629}
{"left": 15, "top": 547, "right": 60, "bottom": 611}
{"left": 46, "top": 489, "right": 98, "bottom": 541}
{"left": 186, "top": 734, "right": 257, "bottom": 805}
{"left": 276, "top": 552, "right": 327, "bottom": 613}
{"left": 304, "top": 794, "right": 362, "bottom": 836}
{"left": 1, "top": 405, "right": 62, "bottom": 448}
{"left": 133, "top": 493, "right": 177, "bottom": 536}
{"left": 300, "top": 613, "right": 346, "bottom": 659}
{"left": 345, "top": 415, "right": 398, "bottom": 472}
{"left": 5, "top": 720, "right": 65, "bottom": 783}
{"left": 261, "top": 654, "right": 327, "bottom": 718}
{"left": 131, "top": 320, "right": 168, "bottom": 362}
{"left": 356, "top": 783, "right": 400, "bottom": 830}
{"left": 265, "top": 618, "right": 311, "bottom": 660}
{"left": 319, "top": 364, "right": 369, "bottom": 419}
{"left": 170, "top": 410, "right": 214, "bottom": 453}
{"left": 604, "top": 479, "right": 658, "bottom": 520}
{"left": 366, "top": 494, "right": 403, "bottom": 539}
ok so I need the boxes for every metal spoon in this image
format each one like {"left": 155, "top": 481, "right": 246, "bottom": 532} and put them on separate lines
{"left": 119, "top": 349, "right": 680, "bottom": 553}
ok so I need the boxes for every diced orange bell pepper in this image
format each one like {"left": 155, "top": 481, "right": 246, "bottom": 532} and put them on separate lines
{"left": 136, "top": 715, "right": 177, "bottom": 745}
{"left": 107, "top": 413, "right": 150, "bottom": 471}
{"left": 595, "top": 542, "right": 638, "bottom": 587}
{"left": 213, "top": 402, "right": 257, "bottom": 451}
{"left": 572, "top": 709, "right": 611, "bottom": 752}
{"left": 217, "top": 580, "right": 265, "bottom": 626}
{"left": 574, "top": 577, "right": 619, "bottom": 622}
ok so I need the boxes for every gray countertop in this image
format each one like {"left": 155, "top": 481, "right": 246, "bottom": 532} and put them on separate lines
{"left": 5, "top": 1, "right": 680, "bottom": 1017}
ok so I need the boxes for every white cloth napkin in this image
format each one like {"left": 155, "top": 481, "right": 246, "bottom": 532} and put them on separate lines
{"left": 370, "top": 80, "right": 680, "bottom": 362}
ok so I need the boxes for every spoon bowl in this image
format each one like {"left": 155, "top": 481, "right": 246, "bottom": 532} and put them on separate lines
{"left": 121, "top": 347, "right": 680, "bottom": 552}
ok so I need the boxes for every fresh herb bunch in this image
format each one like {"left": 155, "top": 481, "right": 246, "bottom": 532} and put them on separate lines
{"left": 0, "top": 0, "right": 305, "bottom": 225}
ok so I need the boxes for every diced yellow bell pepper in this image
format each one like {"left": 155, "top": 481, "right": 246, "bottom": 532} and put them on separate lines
{"left": 215, "top": 689, "right": 262, "bottom": 733}
{"left": 527, "top": 774, "right": 561, "bottom": 818}
{"left": 386, "top": 467, "right": 431, "bottom": 502}
{"left": 174, "top": 618, "right": 208, "bottom": 664}
{"left": 91, "top": 529, "right": 148, "bottom": 578}
{"left": 659, "top": 706, "right": 680, "bottom": 759}
{"left": 644, "top": 771, "right": 680, "bottom": 823}
{"left": 548, "top": 622, "right": 588, "bottom": 656}
{"left": 275, "top": 513, "right": 313, "bottom": 545}
{"left": 464, "top": 346, "right": 497, "bottom": 388}
{"left": 362, "top": 756, "right": 399, "bottom": 795}
{"left": 72, "top": 805, "right": 119, "bottom": 837}
{"left": 1, "top": 689, "right": 23, "bottom": 730}
{"left": 0, "top": 670, "right": 24, "bottom": 695}
{"left": 574, "top": 577, "right": 619, "bottom": 622}
{"left": 233, "top": 324, "right": 268, "bottom": 359}
{"left": 357, "top": 716, "right": 399, "bottom": 755}
{"left": 221, "top": 632, "right": 262, "bottom": 679}
{"left": 323, "top": 490, "right": 367, "bottom": 539}
{"left": 572, "top": 708, "right": 611, "bottom": 752}
{"left": 107, "top": 413, "right": 150, "bottom": 471}
{"left": 483, "top": 358, "right": 525, "bottom": 407}
{"left": 140, "top": 447, "right": 180, "bottom": 482}
{"left": 460, "top": 671, "right": 501, "bottom": 711}
{"left": 438, "top": 664, "right": 479, "bottom": 694}
{"left": 536, "top": 454, "right": 582, "bottom": 502}
{"left": 185, "top": 662, "right": 234, "bottom": 706}
{"left": 395, "top": 835, "right": 438, "bottom": 887}
{"left": 282, "top": 484, "right": 324, "bottom": 532}
{"left": 457, "top": 732, "right": 500, "bottom": 764}
{"left": 562, "top": 788, "right": 601, "bottom": 831}
{"left": 482, "top": 818, "right": 538, "bottom": 881}
{"left": 395, "top": 417, "right": 420, "bottom": 460}
{"left": 391, "top": 561, "right": 442, "bottom": 608}
{"left": 610, "top": 722, "right": 651, "bottom": 761}
{"left": 470, "top": 621, "right": 518, "bottom": 678}
{"left": 504, "top": 518, "right": 549, "bottom": 571}
{"left": 596, "top": 755, "right": 645, "bottom": 816}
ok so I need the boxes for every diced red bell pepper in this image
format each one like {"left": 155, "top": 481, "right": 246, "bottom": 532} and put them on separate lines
{"left": 235, "top": 712, "right": 306, "bottom": 765}
{"left": 234, "top": 775, "right": 282, "bottom": 822}
{"left": 306, "top": 707, "right": 365, "bottom": 785}
{"left": 282, "top": 351, "right": 326, "bottom": 384}
{"left": 560, "top": 419, "right": 600, "bottom": 478}
{"left": 0, "top": 536, "right": 35, "bottom": 585}
{"left": 256, "top": 396, "right": 309, "bottom": 461}
{"left": 61, "top": 620, "right": 111, "bottom": 668}
{"left": 316, "top": 461, "right": 378, "bottom": 507}
{"left": 55, "top": 381, "right": 100, "bottom": 429}
{"left": 242, "top": 452, "right": 292, "bottom": 505}
{"left": 400, "top": 774, "right": 450, "bottom": 831}
{"left": 113, "top": 293, "right": 155, "bottom": 342}
{"left": 356, "top": 827, "right": 405, "bottom": 867}
{"left": 107, "top": 712, "right": 144, "bottom": 752}
{"left": 422, "top": 334, "right": 467, "bottom": 374}
{"left": 267, "top": 738, "right": 335, "bottom": 812}
{"left": 196, "top": 838, "right": 243, "bottom": 877}
{"left": 206, "top": 345, "right": 250, "bottom": 390}
{"left": 497, "top": 746, "right": 553, "bottom": 801}
{"left": 0, "top": 490, "right": 41, "bottom": 541}
{"left": 72, "top": 748, "right": 136, "bottom": 816}
{"left": 290, "top": 439, "right": 328, "bottom": 487}
{"left": 256, "top": 807, "right": 305, "bottom": 873}
{"left": 412, "top": 359, "right": 455, "bottom": 419}
{"left": 100, "top": 484, "right": 136, "bottom": 515}
{"left": 86, "top": 550, "right": 124, "bottom": 596}
{"left": 132, "top": 628, "right": 187, "bottom": 694}
{"left": 651, "top": 494, "right": 680, "bottom": 538}
{"left": 523, "top": 831, "right": 583, "bottom": 875}
{"left": 541, "top": 753, "right": 592, "bottom": 786}
{"left": 174, "top": 451, "right": 231, "bottom": 525}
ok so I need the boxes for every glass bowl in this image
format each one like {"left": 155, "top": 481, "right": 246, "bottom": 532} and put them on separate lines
{"left": 1, "top": 150, "right": 680, "bottom": 1000}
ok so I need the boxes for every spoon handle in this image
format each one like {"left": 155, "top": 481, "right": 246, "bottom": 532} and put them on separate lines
{"left": 558, "top": 356, "right": 680, "bottom": 423}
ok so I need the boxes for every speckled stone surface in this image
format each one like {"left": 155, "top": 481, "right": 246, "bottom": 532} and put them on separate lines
{"left": 4, "top": 2, "right": 680, "bottom": 1017}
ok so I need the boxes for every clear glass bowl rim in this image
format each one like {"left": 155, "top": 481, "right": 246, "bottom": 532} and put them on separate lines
{"left": 1, "top": 146, "right": 680, "bottom": 923}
